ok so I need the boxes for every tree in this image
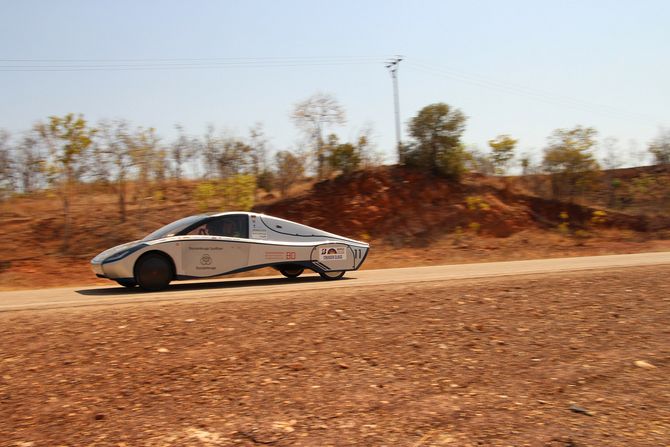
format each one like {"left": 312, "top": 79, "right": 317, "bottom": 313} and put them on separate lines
{"left": 275, "top": 151, "right": 304, "bottom": 197}
{"left": 98, "top": 120, "right": 133, "bottom": 222}
{"left": 217, "top": 138, "right": 252, "bottom": 179}
{"left": 324, "top": 134, "right": 361, "bottom": 176}
{"left": 202, "top": 125, "right": 219, "bottom": 179}
{"left": 405, "top": 103, "right": 468, "bottom": 180}
{"left": 291, "top": 92, "right": 346, "bottom": 180}
{"left": 170, "top": 125, "right": 195, "bottom": 182}
{"left": 465, "top": 147, "right": 495, "bottom": 175}
{"left": 256, "top": 169, "right": 275, "bottom": 192}
{"left": 648, "top": 127, "right": 670, "bottom": 165}
{"left": 36, "top": 113, "right": 96, "bottom": 252}
{"left": 151, "top": 146, "right": 169, "bottom": 196}
{"left": 248, "top": 122, "right": 268, "bottom": 178}
{"left": 15, "top": 133, "right": 44, "bottom": 193}
{"left": 599, "top": 137, "right": 623, "bottom": 208}
{"left": 128, "top": 126, "right": 160, "bottom": 204}
{"left": 488, "top": 134, "right": 517, "bottom": 175}
{"left": 519, "top": 153, "right": 532, "bottom": 176}
{"left": 0, "top": 130, "right": 14, "bottom": 198}
{"left": 320, "top": 133, "right": 340, "bottom": 178}
{"left": 329, "top": 143, "right": 360, "bottom": 176}
{"left": 355, "top": 124, "right": 384, "bottom": 168}
{"left": 86, "top": 134, "right": 113, "bottom": 185}
{"left": 200, "top": 126, "right": 254, "bottom": 180}
{"left": 542, "top": 125, "right": 600, "bottom": 201}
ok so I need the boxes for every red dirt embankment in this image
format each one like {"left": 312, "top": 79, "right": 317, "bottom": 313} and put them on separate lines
{"left": 256, "top": 166, "right": 669, "bottom": 243}
{"left": 1, "top": 166, "right": 669, "bottom": 289}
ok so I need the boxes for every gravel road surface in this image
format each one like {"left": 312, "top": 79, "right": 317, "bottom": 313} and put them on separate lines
{"left": 0, "top": 253, "right": 669, "bottom": 446}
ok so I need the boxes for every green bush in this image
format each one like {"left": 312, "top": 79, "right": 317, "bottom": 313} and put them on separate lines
{"left": 193, "top": 174, "right": 256, "bottom": 212}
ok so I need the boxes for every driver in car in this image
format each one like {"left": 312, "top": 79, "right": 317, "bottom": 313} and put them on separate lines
{"left": 200, "top": 220, "right": 240, "bottom": 237}
{"left": 221, "top": 220, "right": 241, "bottom": 237}
{"left": 193, "top": 219, "right": 241, "bottom": 237}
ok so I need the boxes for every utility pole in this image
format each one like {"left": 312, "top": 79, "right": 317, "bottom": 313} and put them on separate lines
{"left": 386, "top": 56, "right": 403, "bottom": 163}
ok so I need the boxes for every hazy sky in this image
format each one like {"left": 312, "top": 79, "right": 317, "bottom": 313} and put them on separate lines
{"left": 1, "top": 0, "right": 668, "bottom": 165}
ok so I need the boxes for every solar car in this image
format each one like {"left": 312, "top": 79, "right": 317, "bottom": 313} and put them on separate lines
{"left": 91, "top": 212, "right": 370, "bottom": 291}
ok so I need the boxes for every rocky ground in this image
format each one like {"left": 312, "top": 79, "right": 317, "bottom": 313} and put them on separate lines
{"left": 1, "top": 266, "right": 668, "bottom": 446}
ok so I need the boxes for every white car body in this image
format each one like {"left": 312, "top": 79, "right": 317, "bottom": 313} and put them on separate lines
{"left": 91, "top": 212, "right": 369, "bottom": 290}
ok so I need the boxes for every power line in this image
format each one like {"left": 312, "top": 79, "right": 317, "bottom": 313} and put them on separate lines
{"left": 0, "top": 63, "right": 384, "bottom": 72}
{"left": 2, "top": 53, "right": 658, "bottom": 124}
{"left": 0, "top": 55, "right": 391, "bottom": 72}
{"left": 406, "top": 60, "right": 658, "bottom": 123}
{"left": 0, "top": 55, "right": 388, "bottom": 62}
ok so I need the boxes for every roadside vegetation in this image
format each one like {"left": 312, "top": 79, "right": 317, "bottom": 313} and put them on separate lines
{"left": 1, "top": 94, "right": 669, "bottom": 263}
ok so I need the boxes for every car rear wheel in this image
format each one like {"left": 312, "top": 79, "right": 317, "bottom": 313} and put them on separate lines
{"left": 319, "top": 270, "right": 345, "bottom": 280}
{"left": 279, "top": 266, "right": 304, "bottom": 278}
{"left": 116, "top": 279, "right": 137, "bottom": 288}
{"left": 135, "top": 253, "right": 173, "bottom": 291}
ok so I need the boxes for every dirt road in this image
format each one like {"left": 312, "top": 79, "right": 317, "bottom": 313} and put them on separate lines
{"left": 1, "top": 252, "right": 670, "bottom": 312}
{"left": 0, "top": 254, "right": 669, "bottom": 446}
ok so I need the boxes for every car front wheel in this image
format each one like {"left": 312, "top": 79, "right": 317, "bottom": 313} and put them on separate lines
{"left": 319, "top": 270, "right": 345, "bottom": 280}
{"left": 135, "top": 253, "right": 173, "bottom": 291}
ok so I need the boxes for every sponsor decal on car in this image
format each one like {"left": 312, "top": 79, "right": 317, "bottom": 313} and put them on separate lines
{"left": 265, "top": 251, "right": 285, "bottom": 260}
{"left": 251, "top": 229, "right": 267, "bottom": 239}
{"left": 196, "top": 253, "right": 216, "bottom": 270}
{"left": 319, "top": 247, "right": 346, "bottom": 261}
{"left": 265, "top": 251, "right": 297, "bottom": 260}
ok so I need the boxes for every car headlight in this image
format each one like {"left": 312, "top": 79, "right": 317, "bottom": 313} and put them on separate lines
{"left": 103, "top": 243, "right": 147, "bottom": 264}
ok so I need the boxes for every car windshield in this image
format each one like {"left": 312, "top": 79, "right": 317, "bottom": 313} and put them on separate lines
{"left": 142, "top": 215, "right": 205, "bottom": 241}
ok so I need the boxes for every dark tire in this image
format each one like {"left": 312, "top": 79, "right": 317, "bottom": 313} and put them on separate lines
{"left": 116, "top": 279, "right": 137, "bottom": 288}
{"left": 135, "top": 253, "right": 173, "bottom": 291}
{"left": 279, "top": 266, "right": 304, "bottom": 278}
{"left": 319, "top": 270, "right": 345, "bottom": 280}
